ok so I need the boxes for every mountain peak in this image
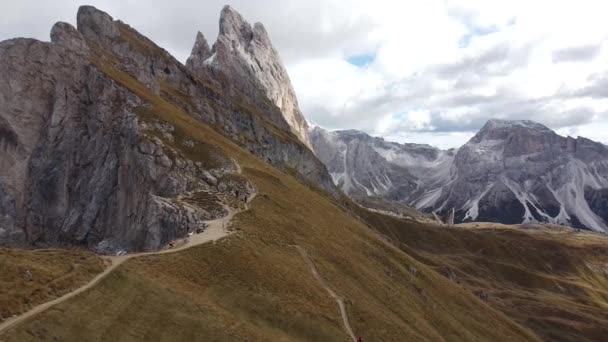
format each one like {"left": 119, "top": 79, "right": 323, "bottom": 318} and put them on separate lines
{"left": 471, "top": 119, "right": 554, "bottom": 145}
{"left": 76, "top": 5, "right": 118, "bottom": 40}
{"left": 186, "top": 31, "right": 212, "bottom": 70}
{"left": 219, "top": 5, "right": 251, "bottom": 41}
{"left": 482, "top": 119, "right": 552, "bottom": 132}
{"left": 50, "top": 22, "right": 89, "bottom": 54}
{"left": 188, "top": 5, "right": 312, "bottom": 149}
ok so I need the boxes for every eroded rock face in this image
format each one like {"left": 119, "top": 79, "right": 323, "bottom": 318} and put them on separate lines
{"left": 187, "top": 5, "right": 312, "bottom": 150}
{"left": 310, "top": 127, "right": 454, "bottom": 202}
{"left": 50, "top": 22, "right": 89, "bottom": 55}
{"left": 309, "top": 128, "right": 420, "bottom": 200}
{"left": 0, "top": 4, "right": 335, "bottom": 252}
{"left": 0, "top": 6, "right": 312, "bottom": 252}
{"left": 436, "top": 120, "right": 608, "bottom": 232}
{"left": 72, "top": 5, "right": 334, "bottom": 196}
{"left": 311, "top": 121, "right": 608, "bottom": 232}
{"left": 186, "top": 32, "right": 212, "bottom": 71}
{"left": 0, "top": 36, "right": 249, "bottom": 252}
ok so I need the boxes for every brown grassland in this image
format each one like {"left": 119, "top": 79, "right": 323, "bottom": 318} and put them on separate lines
{"left": 2, "top": 55, "right": 607, "bottom": 341}
{"left": 354, "top": 207, "right": 608, "bottom": 342}
{"left": 0, "top": 63, "right": 541, "bottom": 341}
{"left": 0, "top": 249, "right": 103, "bottom": 321}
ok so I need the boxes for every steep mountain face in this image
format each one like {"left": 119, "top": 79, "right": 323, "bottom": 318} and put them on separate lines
{"left": 186, "top": 6, "right": 312, "bottom": 150}
{"left": 438, "top": 119, "right": 608, "bottom": 231}
{"left": 309, "top": 127, "right": 455, "bottom": 202}
{"left": 311, "top": 120, "right": 608, "bottom": 232}
{"left": 0, "top": 5, "right": 333, "bottom": 252}
{"left": 77, "top": 5, "right": 333, "bottom": 192}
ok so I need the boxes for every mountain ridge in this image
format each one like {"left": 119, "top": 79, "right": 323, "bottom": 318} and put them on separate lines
{"left": 187, "top": 5, "right": 312, "bottom": 149}
{"left": 311, "top": 120, "right": 608, "bottom": 232}
{"left": 0, "top": 5, "right": 334, "bottom": 252}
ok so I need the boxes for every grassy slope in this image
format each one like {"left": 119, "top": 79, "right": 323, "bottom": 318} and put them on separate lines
{"left": 0, "top": 249, "right": 103, "bottom": 321}
{"left": 1, "top": 64, "right": 539, "bottom": 341}
{"left": 354, "top": 207, "right": 608, "bottom": 342}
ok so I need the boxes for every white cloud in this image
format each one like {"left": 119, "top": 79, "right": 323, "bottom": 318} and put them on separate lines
{"left": 2, "top": 0, "right": 608, "bottom": 148}
{"left": 288, "top": 0, "right": 608, "bottom": 147}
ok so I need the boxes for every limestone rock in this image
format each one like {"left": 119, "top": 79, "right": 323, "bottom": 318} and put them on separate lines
{"left": 311, "top": 120, "right": 608, "bottom": 232}
{"left": 77, "top": 5, "right": 119, "bottom": 41}
{"left": 188, "top": 5, "right": 312, "bottom": 150}
{"left": 50, "top": 22, "right": 89, "bottom": 55}
{"left": 0, "top": 8, "right": 243, "bottom": 252}
{"left": 0, "top": 5, "right": 337, "bottom": 252}
{"left": 185, "top": 32, "right": 212, "bottom": 71}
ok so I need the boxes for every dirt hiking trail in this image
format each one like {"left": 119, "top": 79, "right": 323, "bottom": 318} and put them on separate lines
{"left": 295, "top": 245, "right": 357, "bottom": 342}
{"left": 0, "top": 192, "right": 256, "bottom": 336}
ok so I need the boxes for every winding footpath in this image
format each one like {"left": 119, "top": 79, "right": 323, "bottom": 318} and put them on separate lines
{"left": 0, "top": 192, "right": 256, "bottom": 336}
{"left": 295, "top": 245, "right": 357, "bottom": 342}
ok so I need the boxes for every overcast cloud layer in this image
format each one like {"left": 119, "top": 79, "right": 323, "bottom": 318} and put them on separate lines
{"left": 2, "top": 0, "right": 608, "bottom": 148}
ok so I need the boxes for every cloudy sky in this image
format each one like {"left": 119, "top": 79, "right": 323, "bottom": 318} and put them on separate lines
{"left": 2, "top": 0, "right": 608, "bottom": 148}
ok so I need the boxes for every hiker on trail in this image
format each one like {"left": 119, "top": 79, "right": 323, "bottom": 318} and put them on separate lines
{"left": 24, "top": 269, "right": 33, "bottom": 281}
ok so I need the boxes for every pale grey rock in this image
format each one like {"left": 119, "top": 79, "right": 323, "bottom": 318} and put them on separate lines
{"left": 0, "top": 4, "right": 338, "bottom": 252}
{"left": 0, "top": 9, "right": 252, "bottom": 252}
{"left": 430, "top": 119, "right": 608, "bottom": 232}
{"left": 186, "top": 31, "right": 212, "bottom": 71}
{"left": 188, "top": 5, "right": 312, "bottom": 150}
{"left": 201, "top": 170, "right": 218, "bottom": 186}
{"left": 77, "top": 5, "right": 119, "bottom": 41}
{"left": 309, "top": 128, "right": 418, "bottom": 200}
{"left": 72, "top": 5, "right": 335, "bottom": 196}
{"left": 310, "top": 127, "right": 453, "bottom": 202}
{"left": 50, "top": 22, "right": 89, "bottom": 55}
{"left": 311, "top": 120, "right": 608, "bottom": 232}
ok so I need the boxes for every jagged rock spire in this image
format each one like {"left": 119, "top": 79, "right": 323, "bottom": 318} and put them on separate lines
{"left": 186, "top": 32, "right": 212, "bottom": 71}
{"left": 187, "top": 5, "right": 312, "bottom": 149}
{"left": 76, "top": 5, "right": 119, "bottom": 41}
{"left": 50, "top": 22, "right": 89, "bottom": 55}
{"left": 218, "top": 5, "right": 252, "bottom": 42}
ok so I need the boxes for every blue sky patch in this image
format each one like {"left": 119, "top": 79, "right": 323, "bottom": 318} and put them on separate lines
{"left": 347, "top": 54, "right": 375, "bottom": 67}
{"left": 459, "top": 25, "right": 500, "bottom": 48}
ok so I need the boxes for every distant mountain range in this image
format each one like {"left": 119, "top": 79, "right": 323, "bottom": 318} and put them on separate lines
{"left": 311, "top": 120, "right": 608, "bottom": 232}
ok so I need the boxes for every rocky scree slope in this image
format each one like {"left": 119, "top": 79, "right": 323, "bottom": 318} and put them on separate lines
{"left": 311, "top": 120, "right": 608, "bottom": 232}
{"left": 0, "top": 5, "right": 333, "bottom": 253}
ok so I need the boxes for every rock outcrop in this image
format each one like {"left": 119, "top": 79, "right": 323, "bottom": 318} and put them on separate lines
{"left": 0, "top": 30, "right": 248, "bottom": 253}
{"left": 310, "top": 127, "right": 455, "bottom": 201}
{"left": 186, "top": 5, "right": 312, "bottom": 150}
{"left": 311, "top": 120, "right": 608, "bottom": 232}
{"left": 309, "top": 128, "right": 421, "bottom": 200}
{"left": 0, "top": 5, "right": 332, "bottom": 252}
{"left": 185, "top": 32, "right": 212, "bottom": 71}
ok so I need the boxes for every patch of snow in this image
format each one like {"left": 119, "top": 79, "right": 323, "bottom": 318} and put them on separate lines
{"left": 352, "top": 177, "right": 373, "bottom": 196}
{"left": 554, "top": 160, "right": 608, "bottom": 231}
{"left": 203, "top": 52, "right": 217, "bottom": 65}
{"left": 463, "top": 183, "right": 494, "bottom": 221}
{"left": 485, "top": 119, "right": 551, "bottom": 131}
{"left": 465, "top": 139, "right": 504, "bottom": 163}
{"left": 502, "top": 177, "right": 537, "bottom": 223}
{"left": 414, "top": 187, "right": 443, "bottom": 209}
{"left": 373, "top": 146, "right": 455, "bottom": 186}
{"left": 330, "top": 172, "right": 345, "bottom": 185}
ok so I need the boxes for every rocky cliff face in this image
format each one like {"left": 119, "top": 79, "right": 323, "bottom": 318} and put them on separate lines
{"left": 310, "top": 128, "right": 419, "bottom": 200}
{"left": 310, "top": 127, "right": 455, "bottom": 201}
{"left": 311, "top": 120, "right": 608, "bottom": 232}
{"left": 186, "top": 5, "right": 312, "bottom": 150}
{"left": 438, "top": 119, "right": 608, "bottom": 231}
{"left": 0, "top": 5, "right": 332, "bottom": 252}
